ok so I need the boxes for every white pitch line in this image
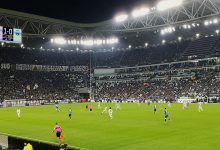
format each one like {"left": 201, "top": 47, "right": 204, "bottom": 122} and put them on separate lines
{"left": 0, "top": 132, "right": 91, "bottom": 150}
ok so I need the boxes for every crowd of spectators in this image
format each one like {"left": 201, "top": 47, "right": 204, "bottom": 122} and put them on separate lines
{"left": 0, "top": 70, "right": 89, "bottom": 101}
{"left": 94, "top": 69, "right": 220, "bottom": 102}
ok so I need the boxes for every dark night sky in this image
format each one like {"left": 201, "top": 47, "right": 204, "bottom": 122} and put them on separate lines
{"left": 1, "top": 0, "right": 156, "bottom": 23}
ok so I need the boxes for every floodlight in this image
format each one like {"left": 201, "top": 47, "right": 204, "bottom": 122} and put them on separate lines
{"left": 183, "top": 24, "right": 187, "bottom": 29}
{"left": 213, "top": 19, "right": 218, "bottom": 24}
{"left": 96, "top": 39, "right": 102, "bottom": 45}
{"left": 115, "top": 13, "right": 128, "bottom": 22}
{"left": 216, "top": 30, "right": 219, "bottom": 34}
{"left": 145, "top": 43, "right": 149, "bottom": 47}
{"left": 204, "top": 21, "right": 209, "bottom": 26}
{"left": 51, "top": 39, "right": 54, "bottom": 43}
{"left": 128, "top": 45, "right": 132, "bottom": 48}
{"left": 196, "top": 33, "right": 200, "bottom": 38}
{"left": 20, "top": 44, "right": 24, "bottom": 48}
{"left": 76, "top": 48, "right": 79, "bottom": 51}
{"left": 54, "top": 37, "right": 66, "bottom": 45}
{"left": 178, "top": 37, "right": 182, "bottom": 41}
{"left": 162, "top": 40, "right": 166, "bottom": 44}
{"left": 132, "top": 7, "right": 150, "bottom": 18}
{"left": 58, "top": 48, "right": 61, "bottom": 50}
{"left": 157, "top": 0, "right": 183, "bottom": 11}
{"left": 40, "top": 46, "right": 43, "bottom": 49}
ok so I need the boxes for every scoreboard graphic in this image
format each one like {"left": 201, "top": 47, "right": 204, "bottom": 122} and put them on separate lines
{"left": 0, "top": 26, "right": 22, "bottom": 44}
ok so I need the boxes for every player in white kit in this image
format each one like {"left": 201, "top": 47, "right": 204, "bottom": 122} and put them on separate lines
{"left": 16, "top": 108, "right": 21, "bottom": 119}
{"left": 115, "top": 103, "right": 121, "bottom": 110}
{"left": 102, "top": 106, "right": 108, "bottom": 114}
{"left": 108, "top": 107, "right": 113, "bottom": 119}
{"left": 198, "top": 102, "right": 203, "bottom": 112}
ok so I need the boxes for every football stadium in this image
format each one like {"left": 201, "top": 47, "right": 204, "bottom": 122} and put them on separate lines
{"left": 0, "top": 0, "right": 220, "bottom": 149}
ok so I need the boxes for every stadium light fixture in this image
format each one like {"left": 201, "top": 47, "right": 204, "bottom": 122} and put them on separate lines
{"left": 132, "top": 7, "right": 150, "bottom": 18}
{"left": 178, "top": 37, "right": 182, "bottom": 41}
{"left": 204, "top": 21, "right": 209, "bottom": 26}
{"left": 145, "top": 43, "right": 149, "bottom": 47}
{"left": 128, "top": 45, "right": 132, "bottom": 48}
{"left": 115, "top": 13, "right": 128, "bottom": 22}
{"left": 161, "top": 27, "right": 175, "bottom": 35}
{"left": 54, "top": 37, "right": 66, "bottom": 45}
{"left": 162, "top": 40, "right": 166, "bottom": 44}
{"left": 157, "top": 0, "right": 183, "bottom": 11}
{"left": 213, "top": 19, "right": 218, "bottom": 24}
{"left": 183, "top": 24, "right": 187, "bottom": 29}
{"left": 196, "top": 33, "right": 200, "bottom": 38}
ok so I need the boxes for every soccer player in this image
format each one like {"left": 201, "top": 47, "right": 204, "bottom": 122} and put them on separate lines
{"left": 147, "top": 100, "right": 151, "bottom": 107}
{"left": 68, "top": 108, "right": 72, "bottom": 119}
{"left": 55, "top": 104, "right": 60, "bottom": 112}
{"left": 52, "top": 122, "right": 62, "bottom": 144}
{"left": 164, "top": 108, "right": 169, "bottom": 122}
{"left": 16, "top": 108, "right": 21, "bottom": 119}
{"left": 86, "top": 104, "right": 88, "bottom": 110}
{"left": 115, "top": 103, "right": 121, "bottom": 110}
{"left": 198, "top": 102, "right": 203, "bottom": 112}
{"left": 168, "top": 101, "right": 171, "bottom": 107}
{"left": 183, "top": 101, "right": 187, "bottom": 109}
{"left": 154, "top": 105, "right": 157, "bottom": 114}
{"left": 108, "top": 107, "right": 113, "bottom": 119}
{"left": 102, "top": 106, "right": 108, "bottom": 114}
{"left": 89, "top": 104, "right": 93, "bottom": 111}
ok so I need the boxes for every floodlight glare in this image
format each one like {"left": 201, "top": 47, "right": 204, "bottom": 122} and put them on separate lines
{"left": 132, "top": 7, "right": 150, "bottom": 18}
{"left": 216, "top": 30, "right": 219, "bottom": 34}
{"left": 54, "top": 37, "right": 66, "bottom": 45}
{"left": 157, "top": 0, "right": 183, "bottom": 11}
{"left": 178, "top": 37, "right": 182, "bottom": 41}
{"left": 213, "top": 19, "right": 218, "bottom": 24}
{"left": 196, "top": 33, "right": 200, "bottom": 38}
{"left": 162, "top": 40, "right": 166, "bottom": 44}
{"left": 145, "top": 43, "right": 149, "bottom": 47}
{"left": 128, "top": 45, "right": 132, "bottom": 48}
{"left": 204, "top": 21, "right": 209, "bottom": 26}
{"left": 115, "top": 13, "right": 128, "bottom": 22}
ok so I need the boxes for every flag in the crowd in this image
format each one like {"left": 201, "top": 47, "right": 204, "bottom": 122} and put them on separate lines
{"left": 26, "top": 85, "right": 31, "bottom": 91}
{"left": 33, "top": 83, "right": 39, "bottom": 90}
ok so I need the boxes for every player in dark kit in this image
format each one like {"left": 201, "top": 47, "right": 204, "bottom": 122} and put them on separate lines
{"left": 68, "top": 108, "right": 72, "bottom": 119}
{"left": 154, "top": 105, "right": 157, "bottom": 114}
{"left": 164, "top": 108, "right": 169, "bottom": 122}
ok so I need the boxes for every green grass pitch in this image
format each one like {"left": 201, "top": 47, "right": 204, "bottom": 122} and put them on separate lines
{"left": 0, "top": 103, "right": 220, "bottom": 150}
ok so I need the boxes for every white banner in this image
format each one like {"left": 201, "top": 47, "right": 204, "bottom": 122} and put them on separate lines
{"left": 69, "top": 66, "right": 88, "bottom": 72}
{"left": 16, "top": 64, "right": 32, "bottom": 71}
{"left": 0, "top": 63, "right": 10, "bottom": 69}
{"left": 41, "top": 65, "right": 68, "bottom": 72}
